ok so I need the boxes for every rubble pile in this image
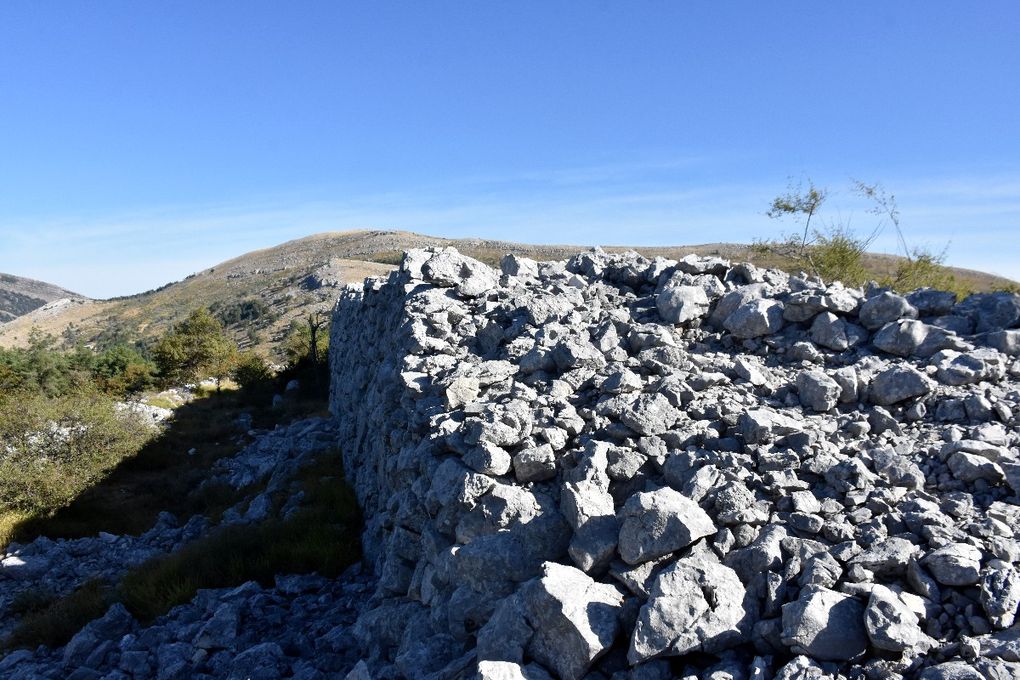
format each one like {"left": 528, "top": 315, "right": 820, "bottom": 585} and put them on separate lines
{"left": 330, "top": 247, "right": 1020, "bottom": 679}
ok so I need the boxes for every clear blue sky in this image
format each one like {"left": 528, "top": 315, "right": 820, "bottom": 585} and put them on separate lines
{"left": 2, "top": 2, "right": 1019, "bottom": 298}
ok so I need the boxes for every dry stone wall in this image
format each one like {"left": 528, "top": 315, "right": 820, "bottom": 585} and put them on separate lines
{"left": 329, "top": 247, "right": 1020, "bottom": 680}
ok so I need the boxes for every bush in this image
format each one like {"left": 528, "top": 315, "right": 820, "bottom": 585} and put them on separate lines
{"left": 883, "top": 247, "right": 969, "bottom": 298}
{"left": 810, "top": 226, "right": 869, "bottom": 286}
{"left": 231, "top": 352, "right": 274, "bottom": 391}
{"left": 0, "top": 387, "right": 153, "bottom": 516}
{"left": 212, "top": 298, "right": 271, "bottom": 326}
{"left": 153, "top": 308, "right": 238, "bottom": 388}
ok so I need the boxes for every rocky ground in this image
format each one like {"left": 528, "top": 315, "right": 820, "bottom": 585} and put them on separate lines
{"left": 0, "top": 417, "right": 375, "bottom": 680}
{"left": 4, "top": 244, "right": 1020, "bottom": 679}
{"left": 329, "top": 247, "right": 1020, "bottom": 679}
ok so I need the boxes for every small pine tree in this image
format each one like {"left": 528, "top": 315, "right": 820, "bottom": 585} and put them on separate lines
{"left": 153, "top": 309, "right": 238, "bottom": 388}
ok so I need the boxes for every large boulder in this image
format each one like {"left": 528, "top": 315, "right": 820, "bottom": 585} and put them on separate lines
{"left": 421, "top": 249, "right": 499, "bottom": 298}
{"left": 618, "top": 487, "right": 716, "bottom": 565}
{"left": 870, "top": 365, "right": 931, "bottom": 406}
{"left": 859, "top": 291, "right": 917, "bottom": 330}
{"left": 872, "top": 319, "right": 957, "bottom": 357}
{"left": 809, "top": 312, "right": 866, "bottom": 351}
{"left": 629, "top": 556, "right": 749, "bottom": 663}
{"left": 723, "top": 299, "right": 785, "bottom": 339}
{"left": 781, "top": 586, "right": 868, "bottom": 661}
{"left": 925, "top": 543, "right": 982, "bottom": 586}
{"left": 520, "top": 562, "right": 625, "bottom": 680}
{"left": 864, "top": 585, "right": 932, "bottom": 654}
{"left": 656, "top": 285, "right": 710, "bottom": 324}
{"left": 796, "top": 370, "right": 842, "bottom": 412}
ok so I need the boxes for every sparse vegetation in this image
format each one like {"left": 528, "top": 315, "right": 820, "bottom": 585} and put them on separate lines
{"left": 119, "top": 450, "right": 360, "bottom": 622}
{"left": 4, "top": 579, "right": 112, "bottom": 652}
{"left": 757, "top": 178, "right": 970, "bottom": 295}
{"left": 4, "top": 447, "right": 360, "bottom": 650}
{"left": 211, "top": 298, "right": 272, "bottom": 326}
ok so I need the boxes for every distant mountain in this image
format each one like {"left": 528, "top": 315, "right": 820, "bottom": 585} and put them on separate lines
{"left": 0, "top": 273, "right": 84, "bottom": 324}
{"left": 1, "top": 229, "right": 1016, "bottom": 357}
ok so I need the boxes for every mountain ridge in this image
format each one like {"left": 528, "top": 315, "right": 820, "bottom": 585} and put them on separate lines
{"left": 0, "top": 273, "right": 84, "bottom": 324}
{"left": 2, "top": 229, "right": 1016, "bottom": 356}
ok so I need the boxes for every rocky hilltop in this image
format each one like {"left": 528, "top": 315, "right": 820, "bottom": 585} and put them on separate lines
{"left": 0, "top": 273, "right": 83, "bottom": 323}
{"left": 330, "top": 247, "right": 1020, "bottom": 679}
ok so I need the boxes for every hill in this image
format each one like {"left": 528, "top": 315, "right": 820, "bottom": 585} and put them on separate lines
{"left": 0, "top": 273, "right": 84, "bottom": 324}
{"left": 1, "top": 229, "right": 1016, "bottom": 357}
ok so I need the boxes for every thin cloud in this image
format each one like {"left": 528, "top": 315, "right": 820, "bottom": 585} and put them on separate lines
{"left": 3, "top": 165, "right": 1019, "bottom": 297}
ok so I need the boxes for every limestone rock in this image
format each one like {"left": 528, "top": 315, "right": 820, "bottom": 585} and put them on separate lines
{"left": 864, "top": 585, "right": 931, "bottom": 654}
{"left": 796, "top": 370, "right": 841, "bottom": 412}
{"left": 859, "top": 291, "right": 917, "bottom": 329}
{"left": 723, "top": 299, "right": 785, "bottom": 339}
{"left": 781, "top": 586, "right": 868, "bottom": 661}
{"left": 656, "top": 285, "right": 710, "bottom": 324}
{"left": 618, "top": 487, "right": 716, "bottom": 565}
{"left": 629, "top": 556, "right": 749, "bottom": 663}
{"left": 520, "top": 562, "right": 624, "bottom": 680}
{"left": 925, "top": 543, "right": 982, "bottom": 586}
{"left": 870, "top": 365, "right": 931, "bottom": 406}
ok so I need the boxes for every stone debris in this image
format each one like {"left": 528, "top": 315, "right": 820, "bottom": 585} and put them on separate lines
{"left": 6, "top": 245, "right": 1020, "bottom": 679}
{"left": 325, "top": 247, "right": 1020, "bottom": 679}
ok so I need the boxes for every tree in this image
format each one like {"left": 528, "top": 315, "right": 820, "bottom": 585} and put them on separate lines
{"left": 766, "top": 178, "right": 828, "bottom": 261}
{"left": 231, "top": 351, "right": 274, "bottom": 391}
{"left": 284, "top": 313, "right": 330, "bottom": 367}
{"left": 759, "top": 177, "right": 961, "bottom": 293}
{"left": 153, "top": 309, "right": 238, "bottom": 389}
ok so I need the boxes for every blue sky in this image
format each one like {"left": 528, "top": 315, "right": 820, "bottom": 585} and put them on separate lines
{"left": 2, "top": 2, "right": 1019, "bottom": 298}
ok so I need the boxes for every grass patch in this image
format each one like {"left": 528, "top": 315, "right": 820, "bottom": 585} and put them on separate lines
{"left": 4, "top": 580, "right": 112, "bottom": 651}
{"left": 141, "top": 396, "right": 177, "bottom": 410}
{"left": 4, "top": 449, "right": 360, "bottom": 649}
{"left": 119, "top": 450, "right": 361, "bottom": 622}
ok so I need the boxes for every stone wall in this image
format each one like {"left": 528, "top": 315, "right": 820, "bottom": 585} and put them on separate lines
{"left": 329, "top": 247, "right": 1020, "bottom": 680}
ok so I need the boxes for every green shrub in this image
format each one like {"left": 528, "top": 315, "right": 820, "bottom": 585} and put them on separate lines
{"left": 0, "top": 387, "right": 153, "bottom": 517}
{"left": 231, "top": 352, "right": 274, "bottom": 391}
{"left": 810, "top": 227, "right": 869, "bottom": 286}
{"left": 8, "top": 586, "right": 58, "bottom": 618}
{"left": 212, "top": 298, "right": 271, "bottom": 326}
{"left": 882, "top": 247, "right": 970, "bottom": 298}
